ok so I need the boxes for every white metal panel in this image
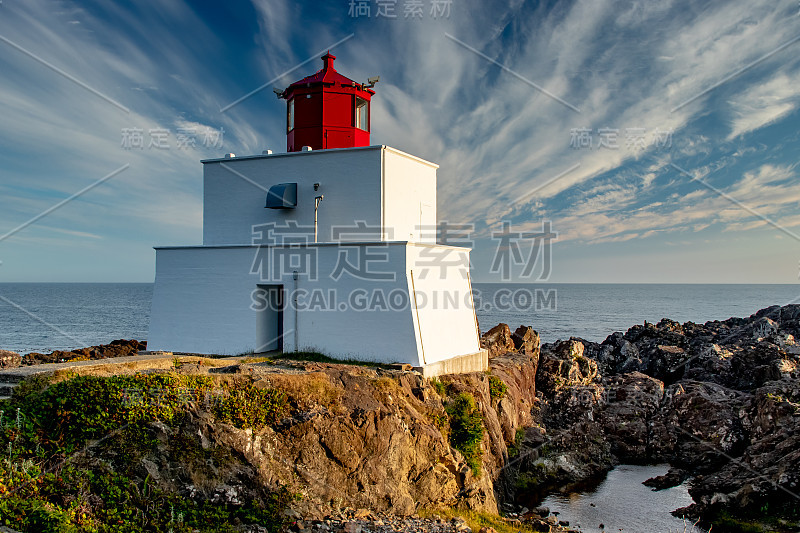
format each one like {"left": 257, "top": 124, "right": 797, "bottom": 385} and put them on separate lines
{"left": 407, "top": 244, "right": 481, "bottom": 363}
{"left": 382, "top": 148, "right": 438, "bottom": 243}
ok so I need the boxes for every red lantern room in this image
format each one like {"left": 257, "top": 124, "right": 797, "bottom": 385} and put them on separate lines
{"left": 277, "top": 52, "right": 378, "bottom": 152}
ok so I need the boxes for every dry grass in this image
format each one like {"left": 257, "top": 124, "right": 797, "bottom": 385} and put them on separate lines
{"left": 239, "top": 356, "right": 275, "bottom": 365}
{"left": 256, "top": 372, "right": 343, "bottom": 409}
{"left": 419, "top": 508, "right": 542, "bottom": 533}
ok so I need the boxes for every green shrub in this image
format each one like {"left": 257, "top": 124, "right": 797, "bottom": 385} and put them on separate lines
{"left": 10, "top": 374, "right": 53, "bottom": 405}
{"left": 488, "top": 375, "right": 508, "bottom": 400}
{"left": 22, "top": 373, "right": 215, "bottom": 449}
{"left": 445, "top": 392, "right": 484, "bottom": 476}
{"left": 0, "top": 372, "right": 294, "bottom": 532}
{"left": 214, "top": 384, "right": 288, "bottom": 429}
{"left": 514, "top": 463, "right": 555, "bottom": 492}
{"left": 429, "top": 377, "right": 447, "bottom": 396}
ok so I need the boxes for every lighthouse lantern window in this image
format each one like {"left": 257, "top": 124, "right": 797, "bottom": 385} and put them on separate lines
{"left": 287, "top": 99, "right": 295, "bottom": 132}
{"left": 355, "top": 97, "right": 369, "bottom": 131}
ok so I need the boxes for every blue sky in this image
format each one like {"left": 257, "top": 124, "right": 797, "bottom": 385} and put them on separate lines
{"left": 0, "top": 0, "right": 799, "bottom": 283}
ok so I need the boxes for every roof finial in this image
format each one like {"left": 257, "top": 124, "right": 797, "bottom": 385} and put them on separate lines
{"left": 322, "top": 51, "right": 336, "bottom": 71}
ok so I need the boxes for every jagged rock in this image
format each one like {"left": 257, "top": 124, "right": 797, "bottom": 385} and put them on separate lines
{"left": 652, "top": 380, "right": 748, "bottom": 469}
{"left": 0, "top": 349, "right": 21, "bottom": 369}
{"left": 536, "top": 340, "right": 598, "bottom": 400}
{"left": 512, "top": 326, "right": 540, "bottom": 358}
{"left": 599, "top": 372, "right": 664, "bottom": 461}
{"left": 23, "top": 339, "right": 147, "bottom": 365}
{"left": 509, "top": 305, "right": 800, "bottom": 526}
{"left": 481, "top": 324, "right": 515, "bottom": 358}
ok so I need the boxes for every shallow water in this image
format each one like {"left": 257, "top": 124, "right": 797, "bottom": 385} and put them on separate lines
{"left": 537, "top": 464, "right": 705, "bottom": 533}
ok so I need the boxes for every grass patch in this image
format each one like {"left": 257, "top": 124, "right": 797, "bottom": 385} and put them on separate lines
{"left": 239, "top": 356, "right": 275, "bottom": 365}
{"left": 429, "top": 377, "right": 447, "bottom": 396}
{"left": 488, "top": 374, "right": 508, "bottom": 400}
{"left": 445, "top": 392, "right": 484, "bottom": 477}
{"left": 263, "top": 372, "right": 343, "bottom": 410}
{"left": 270, "top": 351, "right": 395, "bottom": 369}
{"left": 213, "top": 383, "right": 288, "bottom": 429}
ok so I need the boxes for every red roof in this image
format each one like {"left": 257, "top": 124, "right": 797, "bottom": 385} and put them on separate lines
{"left": 288, "top": 52, "right": 357, "bottom": 88}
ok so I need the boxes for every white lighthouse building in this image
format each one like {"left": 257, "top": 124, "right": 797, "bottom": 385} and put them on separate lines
{"left": 148, "top": 53, "right": 487, "bottom": 376}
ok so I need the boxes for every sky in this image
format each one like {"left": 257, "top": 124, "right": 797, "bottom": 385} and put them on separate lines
{"left": 0, "top": 0, "right": 799, "bottom": 284}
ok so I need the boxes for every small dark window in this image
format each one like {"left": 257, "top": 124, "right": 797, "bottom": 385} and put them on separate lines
{"left": 287, "top": 99, "right": 294, "bottom": 132}
{"left": 355, "top": 97, "right": 369, "bottom": 131}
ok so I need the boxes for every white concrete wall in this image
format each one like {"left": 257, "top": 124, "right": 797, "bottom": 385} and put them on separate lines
{"left": 149, "top": 246, "right": 261, "bottom": 355}
{"left": 149, "top": 242, "right": 480, "bottom": 366}
{"left": 149, "top": 244, "right": 421, "bottom": 363}
{"left": 202, "top": 146, "right": 438, "bottom": 246}
{"left": 291, "top": 243, "right": 420, "bottom": 362}
{"left": 203, "top": 148, "right": 382, "bottom": 246}
{"left": 382, "top": 148, "right": 437, "bottom": 243}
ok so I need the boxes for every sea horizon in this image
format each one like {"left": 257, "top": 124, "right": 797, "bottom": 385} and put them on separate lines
{"left": 1, "top": 282, "right": 797, "bottom": 355}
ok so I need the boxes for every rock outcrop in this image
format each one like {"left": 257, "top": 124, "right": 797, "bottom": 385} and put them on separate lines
{"left": 480, "top": 324, "right": 516, "bottom": 358}
{"left": 509, "top": 304, "right": 800, "bottom": 529}
{"left": 22, "top": 339, "right": 146, "bottom": 365}
{"left": 0, "top": 350, "right": 21, "bottom": 369}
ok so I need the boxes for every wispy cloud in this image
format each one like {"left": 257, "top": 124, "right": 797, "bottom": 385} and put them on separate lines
{"left": 1, "top": 0, "right": 799, "bottom": 282}
{"left": 727, "top": 71, "right": 800, "bottom": 139}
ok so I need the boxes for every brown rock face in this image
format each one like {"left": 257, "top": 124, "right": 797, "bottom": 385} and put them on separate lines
{"left": 0, "top": 350, "right": 21, "bottom": 369}
{"left": 512, "top": 326, "right": 540, "bottom": 358}
{"left": 481, "top": 324, "right": 515, "bottom": 358}
{"left": 207, "top": 353, "right": 540, "bottom": 519}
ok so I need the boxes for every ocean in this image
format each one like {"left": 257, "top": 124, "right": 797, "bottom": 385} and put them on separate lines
{"left": 0, "top": 282, "right": 797, "bottom": 354}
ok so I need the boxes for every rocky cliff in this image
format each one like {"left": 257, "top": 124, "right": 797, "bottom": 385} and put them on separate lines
{"left": 113, "top": 305, "right": 799, "bottom": 529}
{"left": 2, "top": 306, "right": 798, "bottom": 532}
{"left": 492, "top": 304, "right": 800, "bottom": 531}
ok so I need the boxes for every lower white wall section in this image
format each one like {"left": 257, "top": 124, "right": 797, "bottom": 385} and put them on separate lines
{"left": 407, "top": 245, "right": 481, "bottom": 365}
{"left": 149, "top": 243, "right": 482, "bottom": 370}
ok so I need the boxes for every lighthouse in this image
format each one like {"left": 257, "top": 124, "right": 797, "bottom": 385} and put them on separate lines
{"left": 148, "top": 53, "right": 487, "bottom": 376}
{"left": 278, "top": 52, "right": 375, "bottom": 152}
